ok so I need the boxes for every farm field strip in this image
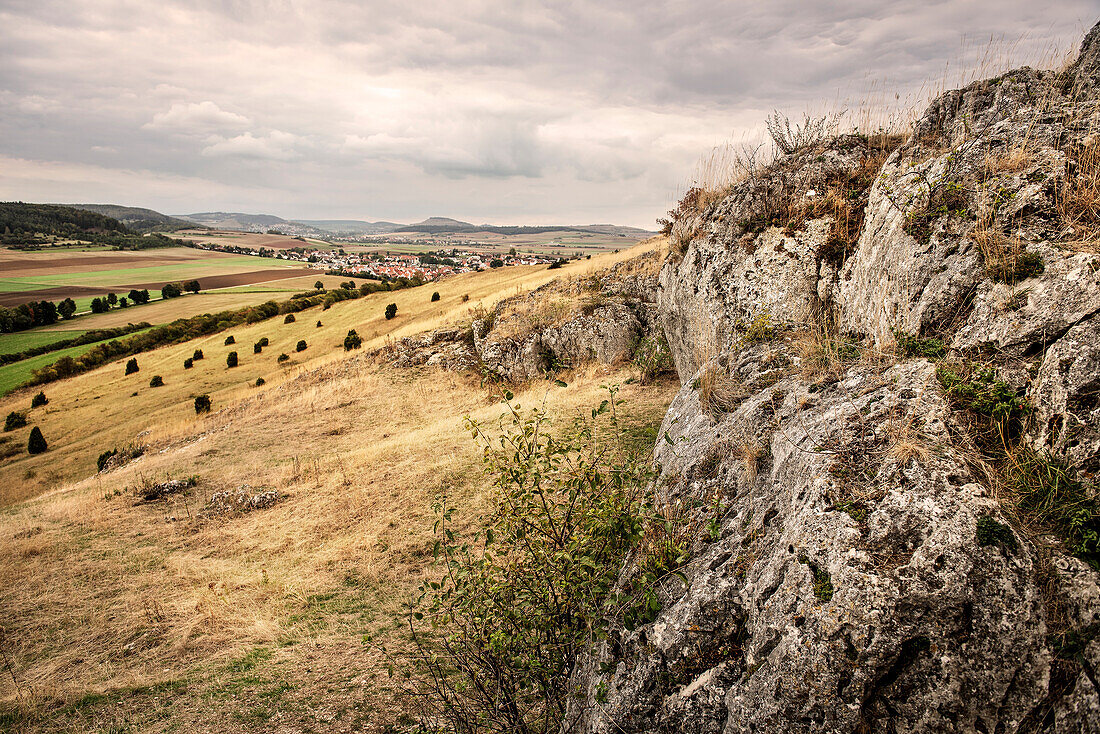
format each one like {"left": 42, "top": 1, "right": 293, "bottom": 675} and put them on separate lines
{"left": 0, "top": 330, "right": 88, "bottom": 355}
{"left": 0, "top": 327, "right": 154, "bottom": 395}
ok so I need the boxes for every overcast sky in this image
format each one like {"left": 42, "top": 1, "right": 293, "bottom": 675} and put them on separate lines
{"left": 0, "top": 1, "right": 1095, "bottom": 228}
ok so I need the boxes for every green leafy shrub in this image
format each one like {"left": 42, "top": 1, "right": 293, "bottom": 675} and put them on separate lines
{"left": 632, "top": 333, "right": 675, "bottom": 383}
{"left": 409, "top": 393, "right": 654, "bottom": 733}
{"left": 194, "top": 395, "right": 211, "bottom": 414}
{"left": 894, "top": 330, "right": 946, "bottom": 359}
{"left": 4, "top": 411, "right": 27, "bottom": 432}
{"left": 384, "top": 303, "right": 397, "bottom": 320}
{"left": 296, "top": 340, "right": 307, "bottom": 352}
{"left": 284, "top": 314, "right": 296, "bottom": 324}
{"left": 431, "top": 291, "right": 440, "bottom": 302}
{"left": 226, "top": 351, "right": 238, "bottom": 368}
{"left": 125, "top": 357, "right": 139, "bottom": 375}
{"left": 30, "top": 391, "right": 48, "bottom": 408}
{"left": 344, "top": 330, "right": 362, "bottom": 351}
{"left": 224, "top": 335, "right": 235, "bottom": 345}
{"left": 936, "top": 362, "right": 1029, "bottom": 445}
{"left": 149, "top": 375, "right": 164, "bottom": 387}
{"left": 27, "top": 426, "right": 46, "bottom": 454}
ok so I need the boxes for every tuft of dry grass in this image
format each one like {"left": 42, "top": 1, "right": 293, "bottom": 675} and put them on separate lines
{"left": 697, "top": 363, "right": 745, "bottom": 419}
{"left": 886, "top": 411, "right": 934, "bottom": 465}
{"left": 1056, "top": 137, "right": 1100, "bottom": 242}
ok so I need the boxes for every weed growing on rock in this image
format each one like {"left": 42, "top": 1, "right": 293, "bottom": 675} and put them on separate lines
{"left": 1006, "top": 450, "right": 1099, "bottom": 567}
{"left": 976, "top": 516, "right": 1017, "bottom": 549}
{"left": 798, "top": 554, "right": 835, "bottom": 601}
{"left": 936, "top": 362, "right": 1029, "bottom": 446}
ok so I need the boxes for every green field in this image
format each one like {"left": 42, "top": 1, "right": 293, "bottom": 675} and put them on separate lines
{"left": 0, "top": 328, "right": 154, "bottom": 395}
{"left": 0, "top": 256, "right": 298, "bottom": 294}
{"left": 0, "top": 330, "right": 87, "bottom": 356}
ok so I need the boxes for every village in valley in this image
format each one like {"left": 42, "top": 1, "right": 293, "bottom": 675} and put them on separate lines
{"left": 189, "top": 238, "right": 569, "bottom": 281}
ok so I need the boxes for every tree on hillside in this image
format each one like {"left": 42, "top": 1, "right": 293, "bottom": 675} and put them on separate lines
{"left": 57, "top": 298, "right": 76, "bottom": 320}
{"left": 27, "top": 426, "right": 47, "bottom": 455}
{"left": 344, "top": 329, "right": 362, "bottom": 351}
{"left": 385, "top": 303, "right": 397, "bottom": 320}
{"left": 161, "top": 282, "right": 182, "bottom": 299}
{"left": 107, "top": 293, "right": 117, "bottom": 306}
{"left": 431, "top": 292, "right": 440, "bottom": 302}
{"left": 125, "top": 358, "right": 139, "bottom": 375}
{"left": 128, "top": 289, "right": 151, "bottom": 305}
{"left": 184, "top": 280, "right": 201, "bottom": 294}
{"left": 226, "top": 351, "right": 238, "bottom": 368}
{"left": 91, "top": 298, "right": 108, "bottom": 314}
{"left": 315, "top": 281, "right": 324, "bottom": 290}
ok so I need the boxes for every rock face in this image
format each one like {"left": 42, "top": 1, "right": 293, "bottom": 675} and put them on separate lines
{"left": 568, "top": 23, "right": 1100, "bottom": 734}
{"left": 377, "top": 250, "right": 665, "bottom": 383}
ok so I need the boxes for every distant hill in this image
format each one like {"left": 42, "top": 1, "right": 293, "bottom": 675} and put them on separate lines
{"left": 296, "top": 219, "right": 404, "bottom": 235}
{"left": 176, "top": 212, "right": 333, "bottom": 239}
{"left": 69, "top": 204, "right": 194, "bottom": 233}
{"left": 414, "top": 217, "right": 474, "bottom": 228}
{"left": 0, "top": 202, "right": 187, "bottom": 250}
{"left": 394, "top": 219, "right": 655, "bottom": 237}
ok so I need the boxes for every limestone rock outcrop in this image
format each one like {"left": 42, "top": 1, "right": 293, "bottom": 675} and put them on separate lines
{"left": 567, "top": 21, "right": 1100, "bottom": 734}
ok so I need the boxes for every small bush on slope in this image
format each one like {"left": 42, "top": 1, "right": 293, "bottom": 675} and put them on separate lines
{"left": 409, "top": 389, "right": 676, "bottom": 733}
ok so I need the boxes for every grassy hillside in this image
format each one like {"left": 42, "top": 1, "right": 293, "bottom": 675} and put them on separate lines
{"left": 0, "top": 238, "right": 673, "bottom": 731}
{"left": 0, "top": 240, "right": 658, "bottom": 504}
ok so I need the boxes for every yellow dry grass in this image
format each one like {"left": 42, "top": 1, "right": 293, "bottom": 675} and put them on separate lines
{"left": 0, "top": 245, "right": 676, "bottom": 732}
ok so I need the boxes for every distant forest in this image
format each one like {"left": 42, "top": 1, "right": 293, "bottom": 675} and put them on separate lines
{"left": 0, "top": 202, "right": 189, "bottom": 249}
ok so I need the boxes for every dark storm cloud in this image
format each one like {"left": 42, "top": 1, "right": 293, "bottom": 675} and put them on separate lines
{"left": 0, "top": 0, "right": 1094, "bottom": 225}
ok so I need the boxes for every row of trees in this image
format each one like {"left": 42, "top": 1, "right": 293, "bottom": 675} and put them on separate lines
{"left": 1, "top": 281, "right": 200, "bottom": 334}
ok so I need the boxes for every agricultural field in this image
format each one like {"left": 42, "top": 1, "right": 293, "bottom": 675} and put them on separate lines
{"left": 0, "top": 246, "right": 314, "bottom": 309}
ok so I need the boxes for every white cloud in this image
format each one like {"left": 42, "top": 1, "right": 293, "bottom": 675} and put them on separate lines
{"left": 145, "top": 101, "right": 251, "bottom": 133}
{"left": 201, "top": 130, "right": 305, "bottom": 160}
{"left": 0, "top": 1, "right": 1094, "bottom": 227}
